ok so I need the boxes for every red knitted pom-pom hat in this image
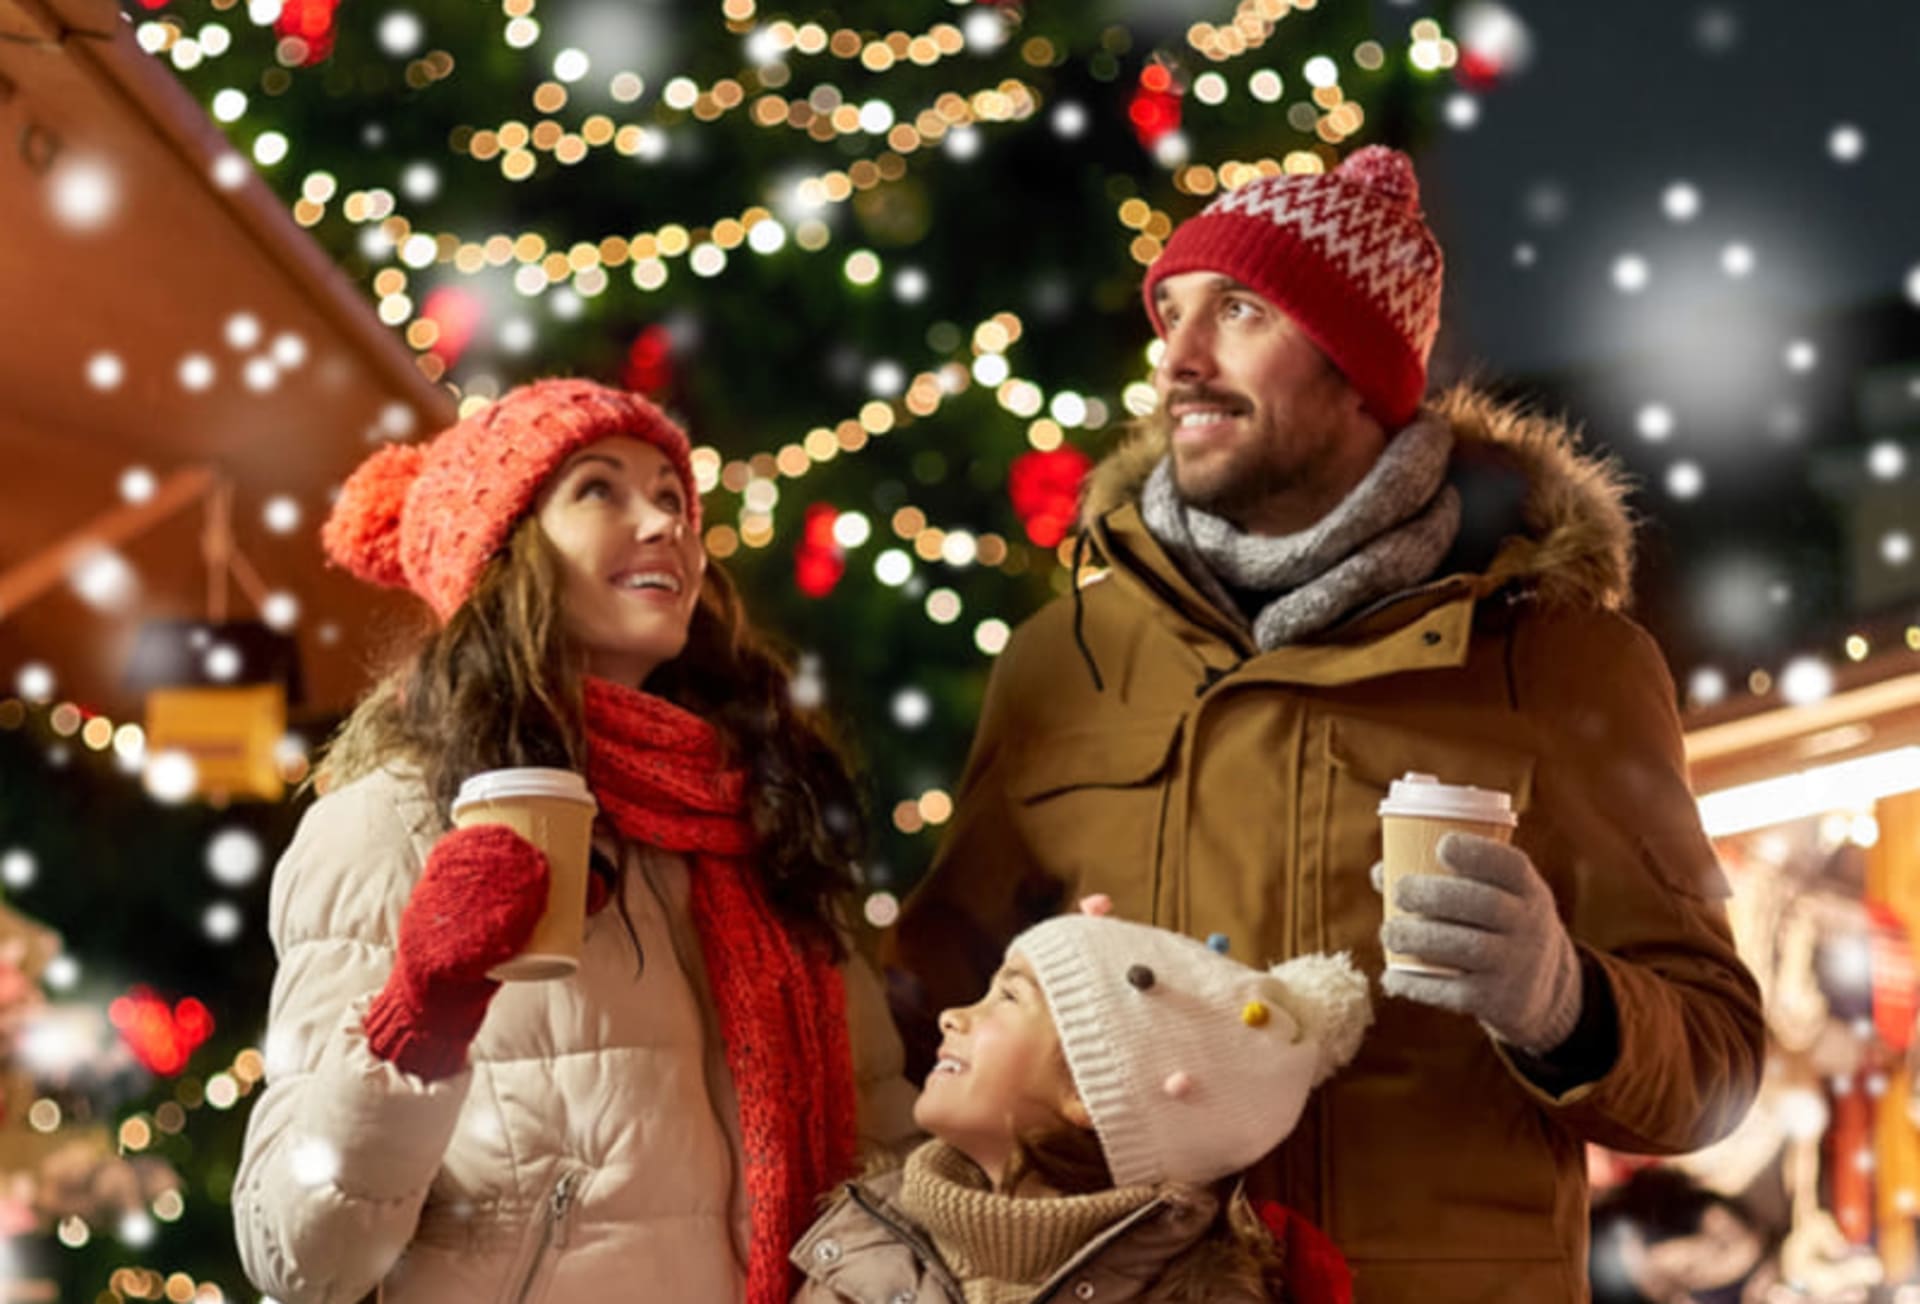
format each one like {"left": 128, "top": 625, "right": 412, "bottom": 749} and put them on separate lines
{"left": 1142, "top": 145, "right": 1444, "bottom": 430}
{"left": 322, "top": 378, "right": 698, "bottom": 622}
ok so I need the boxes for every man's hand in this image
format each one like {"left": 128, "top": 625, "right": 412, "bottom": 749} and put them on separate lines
{"left": 1377, "top": 832, "right": 1582, "bottom": 1056}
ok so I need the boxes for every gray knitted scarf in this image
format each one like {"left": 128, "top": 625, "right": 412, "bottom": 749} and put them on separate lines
{"left": 1140, "top": 419, "right": 1461, "bottom": 649}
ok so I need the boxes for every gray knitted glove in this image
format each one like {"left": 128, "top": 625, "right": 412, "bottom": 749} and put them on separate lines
{"left": 1376, "top": 832, "right": 1583, "bottom": 1056}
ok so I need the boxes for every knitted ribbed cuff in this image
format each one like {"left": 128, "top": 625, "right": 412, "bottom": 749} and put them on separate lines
{"left": 362, "top": 974, "right": 493, "bottom": 1082}
{"left": 1507, "top": 933, "right": 1584, "bottom": 1057}
{"left": 1506, "top": 950, "right": 1622, "bottom": 1094}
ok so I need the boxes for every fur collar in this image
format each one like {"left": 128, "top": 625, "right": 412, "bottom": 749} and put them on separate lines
{"left": 1080, "top": 385, "right": 1637, "bottom": 611}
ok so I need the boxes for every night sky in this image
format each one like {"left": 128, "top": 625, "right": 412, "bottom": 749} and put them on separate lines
{"left": 1400, "top": 0, "right": 1920, "bottom": 692}
{"left": 1421, "top": 0, "right": 1920, "bottom": 376}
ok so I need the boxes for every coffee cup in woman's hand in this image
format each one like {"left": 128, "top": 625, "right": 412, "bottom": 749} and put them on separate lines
{"left": 450, "top": 767, "right": 598, "bottom": 981}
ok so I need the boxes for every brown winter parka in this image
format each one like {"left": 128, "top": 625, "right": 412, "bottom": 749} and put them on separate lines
{"left": 891, "top": 388, "right": 1766, "bottom": 1303}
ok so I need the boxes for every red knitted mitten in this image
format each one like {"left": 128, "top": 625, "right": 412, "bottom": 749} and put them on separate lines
{"left": 363, "top": 824, "right": 549, "bottom": 1080}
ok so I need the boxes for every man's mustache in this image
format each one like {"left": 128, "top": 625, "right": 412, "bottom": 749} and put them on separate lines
{"left": 1163, "top": 386, "right": 1250, "bottom": 414}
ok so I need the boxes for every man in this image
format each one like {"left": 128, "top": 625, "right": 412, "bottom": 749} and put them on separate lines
{"left": 891, "top": 146, "right": 1764, "bottom": 1302}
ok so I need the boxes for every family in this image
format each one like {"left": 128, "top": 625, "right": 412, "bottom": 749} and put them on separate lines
{"left": 232, "top": 147, "right": 1765, "bottom": 1303}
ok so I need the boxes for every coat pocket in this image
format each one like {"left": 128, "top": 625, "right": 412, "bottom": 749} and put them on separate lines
{"left": 1315, "top": 714, "right": 1566, "bottom": 1261}
{"left": 1007, "top": 714, "right": 1185, "bottom": 925}
{"left": 496, "top": 1166, "right": 585, "bottom": 1304}
{"left": 1319, "top": 713, "right": 1537, "bottom": 969}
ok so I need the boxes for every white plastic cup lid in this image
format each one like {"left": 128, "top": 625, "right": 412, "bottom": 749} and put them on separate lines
{"left": 452, "top": 767, "right": 596, "bottom": 816}
{"left": 1377, "top": 771, "right": 1515, "bottom": 826}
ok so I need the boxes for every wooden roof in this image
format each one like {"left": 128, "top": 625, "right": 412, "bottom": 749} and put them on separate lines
{"left": 0, "top": 0, "right": 452, "bottom": 721}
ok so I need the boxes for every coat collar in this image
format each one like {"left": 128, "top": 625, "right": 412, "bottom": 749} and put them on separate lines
{"left": 1080, "top": 385, "right": 1636, "bottom": 615}
{"left": 795, "top": 1166, "right": 1228, "bottom": 1303}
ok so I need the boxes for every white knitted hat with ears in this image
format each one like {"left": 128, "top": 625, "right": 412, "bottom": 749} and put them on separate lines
{"left": 1010, "top": 903, "right": 1372, "bottom": 1188}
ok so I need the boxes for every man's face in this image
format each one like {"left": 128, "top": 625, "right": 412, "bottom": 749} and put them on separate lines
{"left": 1151, "top": 271, "right": 1379, "bottom": 533}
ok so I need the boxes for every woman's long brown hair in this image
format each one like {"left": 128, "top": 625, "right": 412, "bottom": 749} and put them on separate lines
{"left": 320, "top": 517, "right": 862, "bottom": 959}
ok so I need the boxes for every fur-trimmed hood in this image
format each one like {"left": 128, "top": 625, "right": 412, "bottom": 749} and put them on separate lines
{"left": 1080, "top": 385, "right": 1637, "bottom": 611}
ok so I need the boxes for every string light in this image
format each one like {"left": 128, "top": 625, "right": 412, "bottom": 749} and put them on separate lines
{"left": 388, "top": 126, "right": 1000, "bottom": 302}
{"left": 178, "top": 0, "right": 1459, "bottom": 686}
{"left": 347, "top": 75, "right": 1040, "bottom": 377}
{"left": 892, "top": 787, "right": 957, "bottom": 833}
{"left": 1408, "top": 19, "right": 1461, "bottom": 73}
{"left": 750, "top": 20, "right": 969, "bottom": 74}
{"left": 694, "top": 310, "right": 1021, "bottom": 500}
{"left": 684, "top": 305, "right": 1104, "bottom": 612}
{"left": 454, "top": 77, "right": 1036, "bottom": 178}
{"left": 1186, "top": 0, "right": 1311, "bottom": 63}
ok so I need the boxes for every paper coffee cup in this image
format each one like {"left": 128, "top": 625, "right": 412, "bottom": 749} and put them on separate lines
{"left": 1378, "top": 772, "right": 1517, "bottom": 976}
{"left": 451, "top": 767, "right": 598, "bottom": 981}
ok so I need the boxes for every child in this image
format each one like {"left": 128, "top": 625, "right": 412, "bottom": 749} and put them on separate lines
{"left": 793, "top": 900, "right": 1371, "bottom": 1303}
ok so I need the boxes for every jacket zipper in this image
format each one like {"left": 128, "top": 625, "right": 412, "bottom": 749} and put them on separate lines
{"left": 844, "top": 1185, "right": 966, "bottom": 1300}
{"left": 509, "top": 1169, "right": 580, "bottom": 1304}
{"left": 1029, "top": 1197, "right": 1170, "bottom": 1302}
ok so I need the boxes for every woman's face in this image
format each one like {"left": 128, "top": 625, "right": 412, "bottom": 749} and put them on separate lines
{"left": 535, "top": 436, "right": 704, "bottom": 687}
{"left": 914, "top": 949, "right": 1089, "bottom": 1186}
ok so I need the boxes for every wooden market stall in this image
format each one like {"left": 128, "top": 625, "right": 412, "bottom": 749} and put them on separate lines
{"left": 1681, "top": 649, "right": 1920, "bottom": 1290}
{"left": 0, "top": 0, "right": 452, "bottom": 761}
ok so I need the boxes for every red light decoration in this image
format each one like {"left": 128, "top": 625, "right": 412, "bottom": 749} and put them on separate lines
{"left": 1008, "top": 445, "right": 1092, "bottom": 549}
{"left": 109, "top": 986, "right": 214, "bottom": 1077}
{"left": 622, "top": 324, "right": 677, "bottom": 399}
{"left": 1128, "top": 63, "right": 1183, "bottom": 151}
{"left": 794, "top": 503, "right": 846, "bottom": 598}
{"left": 273, "top": 0, "right": 340, "bottom": 65}
{"left": 420, "top": 287, "right": 482, "bottom": 366}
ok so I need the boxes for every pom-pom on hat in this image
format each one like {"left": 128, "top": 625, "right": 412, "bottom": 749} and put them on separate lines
{"left": 1010, "top": 911, "right": 1372, "bottom": 1188}
{"left": 1141, "top": 145, "right": 1444, "bottom": 429}
{"left": 322, "top": 378, "right": 697, "bottom": 622}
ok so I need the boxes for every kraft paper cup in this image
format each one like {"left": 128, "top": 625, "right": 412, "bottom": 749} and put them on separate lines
{"left": 1378, "top": 772, "right": 1516, "bottom": 976}
{"left": 451, "top": 767, "right": 597, "bottom": 982}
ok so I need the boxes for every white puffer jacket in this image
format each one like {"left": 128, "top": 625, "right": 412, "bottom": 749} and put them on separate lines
{"left": 233, "top": 767, "right": 919, "bottom": 1304}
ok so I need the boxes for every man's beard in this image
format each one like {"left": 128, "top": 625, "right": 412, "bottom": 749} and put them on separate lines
{"left": 1168, "top": 416, "right": 1297, "bottom": 527}
{"left": 1161, "top": 367, "right": 1346, "bottom": 529}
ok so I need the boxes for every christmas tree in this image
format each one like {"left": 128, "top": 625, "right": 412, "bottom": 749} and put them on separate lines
{"left": 136, "top": 0, "right": 1463, "bottom": 907}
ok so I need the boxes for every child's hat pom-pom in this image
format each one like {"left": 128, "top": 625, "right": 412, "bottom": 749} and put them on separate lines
{"left": 322, "top": 441, "right": 426, "bottom": 590}
{"left": 1078, "top": 894, "right": 1114, "bottom": 917}
{"left": 1266, "top": 952, "right": 1374, "bottom": 1087}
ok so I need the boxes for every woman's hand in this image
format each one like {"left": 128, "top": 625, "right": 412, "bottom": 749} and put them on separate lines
{"left": 363, "top": 824, "right": 549, "bottom": 1080}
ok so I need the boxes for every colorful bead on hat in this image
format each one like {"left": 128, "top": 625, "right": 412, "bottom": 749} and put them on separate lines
{"left": 1010, "top": 912, "right": 1372, "bottom": 1188}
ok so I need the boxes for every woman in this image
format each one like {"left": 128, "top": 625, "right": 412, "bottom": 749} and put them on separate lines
{"left": 233, "top": 379, "right": 916, "bottom": 1304}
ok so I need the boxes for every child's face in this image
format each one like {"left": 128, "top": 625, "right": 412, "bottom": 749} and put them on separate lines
{"left": 914, "top": 949, "right": 1088, "bottom": 1185}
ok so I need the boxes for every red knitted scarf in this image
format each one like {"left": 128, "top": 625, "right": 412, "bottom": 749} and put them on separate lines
{"left": 582, "top": 676, "right": 858, "bottom": 1303}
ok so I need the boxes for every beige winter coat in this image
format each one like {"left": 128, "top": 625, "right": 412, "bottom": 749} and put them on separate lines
{"left": 893, "top": 389, "right": 1765, "bottom": 1302}
{"left": 234, "top": 765, "right": 918, "bottom": 1304}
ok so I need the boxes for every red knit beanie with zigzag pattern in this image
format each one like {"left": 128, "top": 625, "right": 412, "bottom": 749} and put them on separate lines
{"left": 1143, "top": 146, "right": 1444, "bottom": 429}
